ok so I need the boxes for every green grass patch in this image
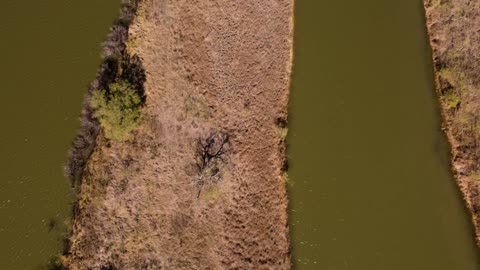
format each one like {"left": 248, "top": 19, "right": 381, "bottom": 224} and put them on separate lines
{"left": 443, "top": 92, "right": 461, "bottom": 109}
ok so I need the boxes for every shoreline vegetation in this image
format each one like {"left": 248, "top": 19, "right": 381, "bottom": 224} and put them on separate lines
{"left": 423, "top": 0, "right": 480, "bottom": 244}
{"left": 64, "top": 0, "right": 293, "bottom": 269}
{"left": 62, "top": 0, "right": 144, "bottom": 267}
{"left": 65, "top": 0, "right": 142, "bottom": 192}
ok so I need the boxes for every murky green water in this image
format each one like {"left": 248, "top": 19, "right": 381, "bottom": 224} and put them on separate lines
{"left": 288, "top": 0, "right": 480, "bottom": 269}
{"left": 0, "top": 1, "right": 119, "bottom": 269}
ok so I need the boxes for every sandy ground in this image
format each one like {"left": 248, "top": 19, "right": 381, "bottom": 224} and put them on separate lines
{"left": 424, "top": 0, "right": 480, "bottom": 244}
{"left": 65, "top": 0, "right": 293, "bottom": 269}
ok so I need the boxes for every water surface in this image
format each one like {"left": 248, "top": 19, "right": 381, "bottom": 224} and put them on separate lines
{"left": 288, "top": 0, "right": 480, "bottom": 269}
{"left": 0, "top": 1, "right": 119, "bottom": 269}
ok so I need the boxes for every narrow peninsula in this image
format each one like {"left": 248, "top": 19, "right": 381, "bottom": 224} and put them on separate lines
{"left": 64, "top": 0, "right": 293, "bottom": 269}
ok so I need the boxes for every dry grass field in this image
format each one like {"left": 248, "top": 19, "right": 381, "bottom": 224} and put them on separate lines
{"left": 64, "top": 0, "right": 293, "bottom": 269}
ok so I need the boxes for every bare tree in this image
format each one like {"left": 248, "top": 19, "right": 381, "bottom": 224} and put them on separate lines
{"left": 194, "top": 132, "right": 230, "bottom": 198}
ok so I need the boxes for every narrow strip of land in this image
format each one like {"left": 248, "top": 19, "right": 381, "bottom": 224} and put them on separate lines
{"left": 65, "top": 0, "right": 293, "bottom": 269}
{"left": 424, "top": 0, "right": 480, "bottom": 243}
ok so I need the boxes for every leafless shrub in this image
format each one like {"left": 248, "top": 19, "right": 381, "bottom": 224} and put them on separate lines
{"left": 102, "top": 25, "right": 128, "bottom": 60}
{"left": 194, "top": 132, "right": 230, "bottom": 197}
{"left": 102, "top": 0, "right": 140, "bottom": 60}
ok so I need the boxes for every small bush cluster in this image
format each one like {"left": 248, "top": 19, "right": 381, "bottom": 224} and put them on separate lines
{"left": 91, "top": 80, "right": 142, "bottom": 142}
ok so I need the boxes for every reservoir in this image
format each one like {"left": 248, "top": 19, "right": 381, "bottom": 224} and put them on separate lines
{"left": 288, "top": 0, "right": 480, "bottom": 269}
{"left": 0, "top": 1, "right": 119, "bottom": 269}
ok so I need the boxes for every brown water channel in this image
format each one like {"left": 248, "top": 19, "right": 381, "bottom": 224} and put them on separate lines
{"left": 0, "top": 1, "right": 119, "bottom": 269}
{"left": 288, "top": 0, "right": 480, "bottom": 269}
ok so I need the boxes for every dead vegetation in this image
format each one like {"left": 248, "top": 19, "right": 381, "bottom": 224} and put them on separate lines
{"left": 424, "top": 0, "right": 480, "bottom": 243}
{"left": 194, "top": 132, "right": 230, "bottom": 198}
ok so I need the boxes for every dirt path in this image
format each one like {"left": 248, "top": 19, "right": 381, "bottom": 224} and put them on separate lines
{"left": 424, "top": 0, "right": 480, "bottom": 244}
{"left": 65, "top": 0, "right": 293, "bottom": 269}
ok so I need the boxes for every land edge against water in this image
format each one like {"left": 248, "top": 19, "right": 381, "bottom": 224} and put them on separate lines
{"left": 64, "top": 0, "right": 294, "bottom": 269}
{"left": 423, "top": 0, "right": 480, "bottom": 246}
{"left": 61, "top": 0, "right": 141, "bottom": 256}
{"left": 65, "top": 0, "right": 142, "bottom": 195}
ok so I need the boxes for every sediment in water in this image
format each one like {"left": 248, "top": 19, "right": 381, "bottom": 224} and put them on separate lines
{"left": 423, "top": 0, "right": 480, "bottom": 245}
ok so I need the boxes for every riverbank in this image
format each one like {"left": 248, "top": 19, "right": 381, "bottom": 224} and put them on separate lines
{"left": 64, "top": 0, "right": 293, "bottom": 269}
{"left": 424, "top": 0, "right": 480, "bottom": 244}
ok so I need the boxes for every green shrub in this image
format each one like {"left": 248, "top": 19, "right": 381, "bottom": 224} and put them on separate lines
{"left": 443, "top": 91, "right": 461, "bottom": 109}
{"left": 91, "top": 80, "right": 142, "bottom": 141}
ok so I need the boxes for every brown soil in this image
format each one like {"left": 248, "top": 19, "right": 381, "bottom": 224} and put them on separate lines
{"left": 64, "top": 0, "right": 294, "bottom": 269}
{"left": 423, "top": 0, "right": 480, "bottom": 244}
